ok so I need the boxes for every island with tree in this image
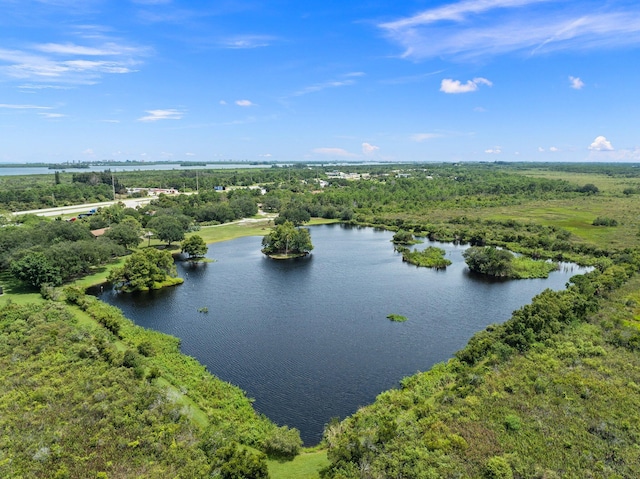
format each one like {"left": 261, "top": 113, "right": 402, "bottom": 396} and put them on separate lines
{"left": 261, "top": 221, "right": 313, "bottom": 259}
{"left": 463, "top": 246, "right": 559, "bottom": 279}
{"left": 181, "top": 234, "right": 209, "bottom": 262}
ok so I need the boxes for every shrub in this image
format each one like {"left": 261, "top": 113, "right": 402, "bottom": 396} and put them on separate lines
{"left": 210, "top": 443, "right": 269, "bottom": 479}
{"left": 485, "top": 456, "right": 513, "bottom": 479}
{"left": 263, "top": 425, "right": 303, "bottom": 459}
{"left": 592, "top": 217, "right": 618, "bottom": 226}
{"left": 504, "top": 414, "right": 522, "bottom": 432}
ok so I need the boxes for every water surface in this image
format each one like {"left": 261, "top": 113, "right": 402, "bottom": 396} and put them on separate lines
{"left": 95, "top": 225, "right": 588, "bottom": 444}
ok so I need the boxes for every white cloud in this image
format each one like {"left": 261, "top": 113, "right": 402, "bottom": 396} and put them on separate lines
{"left": 39, "top": 112, "right": 65, "bottom": 118}
{"left": 549, "top": 146, "right": 559, "bottom": 152}
{"left": 569, "top": 76, "right": 584, "bottom": 90}
{"left": 260, "top": 153, "right": 273, "bottom": 158}
{"left": 138, "top": 109, "right": 184, "bottom": 122}
{"left": 589, "top": 135, "right": 614, "bottom": 151}
{"left": 219, "top": 100, "right": 227, "bottom": 105}
{"left": 440, "top": 77, "right": 492, "bottom": 94}
{"left": 293, "top": 79, "right": 355, "bottom": 97}
{"left": 485, "top": 147, "right": 502, "bottom": 154}
{"left": 235, "top": 99, "right": 255, "bottom": 107}
{"left": 82, "top": 148, "right": 95, "bottom": 156}
{"left": 362, "top": 143, "right": 380, "bottom": 155}
{"left": 411, "top": 133, "right": 442, "bottom": 142}
{"left": 35, "top": 42, "right": 142, "bottom": 56}
{"left": 538, "top": 146, "right": 545, "bottom": 152}
{"left": 0, "top": 103, "right": 52, "bottom": 109}
{"left": 312, "top": 147, "right": 357, "bottom": 157}
{"left": 219, "top": 35, "right": 277, "bottom": 49}
{"left": 0, "top": 37, "right": 147, "bottom": 85}
{"left": 378, "top": 1, "right": 640, "bottom": 60}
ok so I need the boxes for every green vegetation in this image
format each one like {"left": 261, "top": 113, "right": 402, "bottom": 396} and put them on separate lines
{"left": 107, "top": 248, "right": 183, "bottom": 292}
{"left": 401, "top": 245, "right": 452, "bottom": 269}
{"left": 463, "top": 246, "right": 559, "bottom": 279}
{"left": 0, "top": 299, "right": 278, "bottom": 478}
{"left": 261, "top": 221, "right": 314, "bottom": 258}
{"left": 391, "top": 229, "right": 421, "bottom": 245}
{"left": 181, "top": 234, "right": 208, "bottom": 260}
{"left": 386, "top": 313, "right": 408, "bottom": 322}
{"left": 323, "top": 267, "right": 640, "bottom": 478}
{"left": 4, "top": 162, "right": 640, "bottom": 478}
{"left": 592, "top": 216, "right": 618, "bottom": 226}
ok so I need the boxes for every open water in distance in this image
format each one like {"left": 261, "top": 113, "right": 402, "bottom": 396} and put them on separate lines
{"left": 94, "top": 224, "right": 591, "bottom": 445}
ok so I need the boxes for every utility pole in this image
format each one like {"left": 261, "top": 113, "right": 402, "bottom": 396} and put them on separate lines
{"left": 111, "top": 172, "right": 116, "bottom": 201}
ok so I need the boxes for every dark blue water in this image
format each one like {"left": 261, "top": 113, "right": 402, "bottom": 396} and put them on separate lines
{"left": 94, "top": 224, "right": 589, "bottom": 444}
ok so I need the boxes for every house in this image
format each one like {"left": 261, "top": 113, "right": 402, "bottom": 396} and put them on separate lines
{"left": 90, "top": 227, "right": 110, "bottom": 238}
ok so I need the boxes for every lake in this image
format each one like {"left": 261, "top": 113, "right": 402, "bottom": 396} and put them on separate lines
{"left": 94, "top": 224, "right": 590, "bottom": 444}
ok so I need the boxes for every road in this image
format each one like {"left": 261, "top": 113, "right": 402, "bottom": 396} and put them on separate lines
{"left": 12, "top": 197, "right": 154, "bottom": 217}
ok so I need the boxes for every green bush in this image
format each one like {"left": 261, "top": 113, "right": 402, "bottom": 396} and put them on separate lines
{"left": 593, "top": 217, "right": 618, "bottom": 226}
{"left": 485, "top": 456, "right": 513, "bottom": 479}
{"left": 263, "top": 425, "right": 303, "bottom": 459}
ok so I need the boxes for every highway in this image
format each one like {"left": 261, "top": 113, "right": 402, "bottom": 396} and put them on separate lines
{"left": 13, "top": 197, "right": 154, "bottom": 217}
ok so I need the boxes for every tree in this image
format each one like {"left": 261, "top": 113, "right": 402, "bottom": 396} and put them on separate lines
{"left": 108, "top": 248, "right": 179, "bottom": 291}
{"left": 463, "top": 246, "right": 514, "bottom": 277}
{"left": 181, "top": 235, "right": 208, "bottom": 259}
{"left": 11, "top": 251, "right": 62, "bottom": 288}
{"left": 148, "top": 215, "right": 185, "bottom": 245}
{"left": 392, "top": 230, "right": 417, "bottom": 245}
{"left": 579, "top": 183, "right": 599, "bottom": 194}
{"left": 274, "top": 206, "right": 310, "bottom": 226}
{"left": 261, "top": 221, "right": 313, "bottom": 257}
{"left": 104, "top": 217, "right": 143, "bottom": 249}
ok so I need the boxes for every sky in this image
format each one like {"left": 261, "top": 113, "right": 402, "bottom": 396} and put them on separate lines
{"left": 1, "top": 0, "right": 639, "bottom": 164}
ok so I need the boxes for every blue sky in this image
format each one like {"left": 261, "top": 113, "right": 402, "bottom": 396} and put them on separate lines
{"left": 1, "top": 0, "right": 639, "bottom": 163}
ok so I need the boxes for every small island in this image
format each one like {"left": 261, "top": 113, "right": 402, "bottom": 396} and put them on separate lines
{"left": 181, "top": 234, "right": 213, "bottom": 263}
{"left": 463, "top": 246, "right": 559, "bottom": 279}
{"left": 387, "top": 314, "right": 408, "bottom": 322}
{"left": 261, "top": 221, "right": 314, "bottom": 259}
{"left": 401, "top": 246, "right": 452, "bottom": 269}
{"left": 391, "top": 229, "right": 422, "bottom": 245}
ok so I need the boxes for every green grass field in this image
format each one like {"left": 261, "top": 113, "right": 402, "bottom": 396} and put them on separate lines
{"left": 268, "top": 450, "right": 329, "bottom": 479}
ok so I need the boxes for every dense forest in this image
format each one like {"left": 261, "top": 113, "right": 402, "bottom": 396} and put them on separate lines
{"left": 1, "top": 162, "right": 640, "bottom": 478}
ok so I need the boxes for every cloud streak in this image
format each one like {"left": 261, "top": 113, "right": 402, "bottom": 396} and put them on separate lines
{"left": 137, "top": 109, "right": 184, "bottom": 122}
{"left": 292, "top": 79, "right": 356, "bottom": 97}
{"left": 0, "top": 37, "right": 148, "bottom": 85}
{"left": 218, "top": 35, "right": 277, "bottom": 49}
{"left": 0, "top": 103, "right": 52, "bottom": 109}
{"left": 378, "top": 0, "right": 640, "bottom": 60}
